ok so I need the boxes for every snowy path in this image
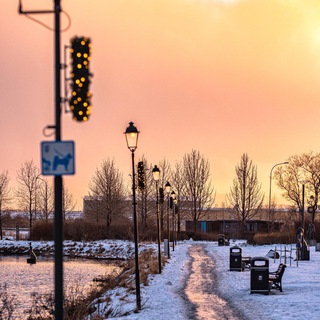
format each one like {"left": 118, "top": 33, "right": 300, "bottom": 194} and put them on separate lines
{"left": 184, "top": 244, "right": 244, "bottom": 320}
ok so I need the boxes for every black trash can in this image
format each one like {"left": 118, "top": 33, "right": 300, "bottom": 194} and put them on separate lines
{"left": 299, "top": 247, "right": 310, "bottom": 260}
{"left": 250, "top": 257, "right": 270, "bottom": 294}
{"left": 297, "top": 243, "right": 310, "bottom": 261}
{"left": 218, "top": 234, "right": 226, "bottom": 246}
{"left": 230, "top": 246, "right": 242, "bottom": 271}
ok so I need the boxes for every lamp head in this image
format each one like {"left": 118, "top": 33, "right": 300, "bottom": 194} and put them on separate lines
{"left": 124, "top": 121, "right": 139, "bottom": 151}
{"left": 165, "top": 181, "right": 171, "bottom": 194}
{"left": 152, "top": 165, "right": 160, "bottom": 182}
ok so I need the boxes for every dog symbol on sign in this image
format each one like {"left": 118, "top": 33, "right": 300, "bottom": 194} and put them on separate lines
{"left": 53, "top": 150, "right": 73, "bottom": 171}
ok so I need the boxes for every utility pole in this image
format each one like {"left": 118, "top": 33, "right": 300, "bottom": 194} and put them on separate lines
{"left": 53, "top": 1, "right": 64, "bottom": 318}
{"left": 19, "top": 1, "right": 64, "bottom": 318}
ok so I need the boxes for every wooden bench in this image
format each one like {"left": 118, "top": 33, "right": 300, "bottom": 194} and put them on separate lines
{"left": 269, "top": 263, "right": 286, "bottom": 292}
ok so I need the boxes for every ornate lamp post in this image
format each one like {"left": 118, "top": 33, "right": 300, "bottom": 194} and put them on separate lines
{"left": 152, "top": 165, "right": 162, "bottom": 274}
{"left": 165, "top": 181, "right": 171, "bottom": 258}
{"left": 124, "top": 121, "right": 141, "bottom": 310}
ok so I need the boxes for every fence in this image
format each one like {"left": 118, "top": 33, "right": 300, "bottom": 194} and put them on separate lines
{"left": 2, "top": 227, "right": 29, "bottom": 240}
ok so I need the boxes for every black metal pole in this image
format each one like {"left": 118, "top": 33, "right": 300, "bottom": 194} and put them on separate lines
{"left": 131, "top": 150, "right": 141, "bottom": 310}
{"left": 302, "top": 184, "right": 305, "bottom": 230}
{"left": 156, "top": 181, "right": 161, "bottom": 274}
{"left": 54, "top": 1, "right": 63, "bottom": 319}
{"left": 167, "top": 195, "right": 170, "bottom": 259}
{"left": 172, "top": 203, "right": 175, "bottom": 251}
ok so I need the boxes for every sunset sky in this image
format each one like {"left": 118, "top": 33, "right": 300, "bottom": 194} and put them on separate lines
{"left": 2, "top": 0, "right": 320, "bottom": 209}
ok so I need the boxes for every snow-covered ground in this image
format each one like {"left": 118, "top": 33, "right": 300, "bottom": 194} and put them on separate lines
{"left": 1, "top": 239, "right": 320, "bottom": 319}
{"left": 102, "top": 240, "right": 320, "bottom": 320}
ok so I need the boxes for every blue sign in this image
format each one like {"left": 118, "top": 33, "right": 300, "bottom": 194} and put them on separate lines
{"left": 41, "top": 141, "right": 75, "bottom": 176}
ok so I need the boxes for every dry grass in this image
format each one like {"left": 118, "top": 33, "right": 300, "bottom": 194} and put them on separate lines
{"left": 0, "top": 284, "right": 16, "bottom": 320}
{"left": 86, "top": 247, "right": 166, "bottom": 318}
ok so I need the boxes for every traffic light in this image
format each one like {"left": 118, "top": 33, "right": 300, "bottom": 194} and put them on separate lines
{"left": 137, "top": 161, "right": 145, "bottom": 190}
{"left": 69, "top": 36, "right": 92, "bottom": 122}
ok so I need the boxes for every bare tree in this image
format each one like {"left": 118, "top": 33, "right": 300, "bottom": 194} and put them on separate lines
{"left": 62, "top": 184, "right": 76, "bottom": 220}
{"left": 15, "top": 160, "right": 40, "bottom": 238}
{"left": 35, "top": 177, "right": 54, "bottom": 223}
{"left": 274, "top": 155, "right": 304, "bottom": 212}
{"left": 0, "top": 170, "right": 11, "bottom": 239}
{"left": 87, "top": 158, "right": 126, "bottom": 231}
{"left": 183, "top": 150, "right": 215, "bottom": 233}
{"left": 274, "top": 152, "right": 320, "bottom": 237}
{"left": 227, "top": 153, "right": 264, "bottom": 235}
{"left": 171, "top": 161, "right": 185, "bottom": 234}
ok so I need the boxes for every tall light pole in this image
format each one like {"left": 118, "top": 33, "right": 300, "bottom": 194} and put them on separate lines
{"left": 301, "top": 183, "right": 305, "bottom": 230}
{"left": 152, "top": 165, "right": 162, "bottom": 274}
{"left": 165, "top": 181, "right": 171, "bottom": 258}
{"left": 124, "top": 121, "right": 141, "bottom": 311}
{"left": 19, "top": 2, "right": 64, "bottom": 318}
{"left": 268, "top": 161, "right": 289, "bottom": 218}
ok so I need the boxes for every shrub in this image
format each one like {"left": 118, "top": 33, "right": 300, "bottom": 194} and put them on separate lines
{"left": 31, "top": 221, "right": 53, "bottom": 241}
{"left": 252, "top": 231, "right": 296, "bottom": 245}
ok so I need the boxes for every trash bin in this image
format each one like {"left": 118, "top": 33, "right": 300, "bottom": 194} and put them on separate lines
{"left": 230, "top": 246, "right": 242, "bottom": 271}
{"left": 218, "top": 234, "right": 226, "bottom": 246}
{"left": 299, "top": 246, "right": 310, "bottom": 260}
{"left": 250, "top": 257, "right": 270, "bottom": 294}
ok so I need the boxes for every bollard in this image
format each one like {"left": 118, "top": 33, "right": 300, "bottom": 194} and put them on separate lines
{"left": 164, "top": 239, "right": 169, "bottom": 257}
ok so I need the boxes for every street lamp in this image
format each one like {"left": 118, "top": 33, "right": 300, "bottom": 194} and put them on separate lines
{"left": 268, "top": 161, "right": 289, "bottom": 222}
{"left": 124, "top": 121, "right": 141, "bottom": 310}
{"left": 171, "top": 190, "right": 176, "bottom": 251}
{"left": 165, "top": 181, "right": 171, "bottom": 258}
{"left": 152, "top": 165, "right": 162, "bottom": 274}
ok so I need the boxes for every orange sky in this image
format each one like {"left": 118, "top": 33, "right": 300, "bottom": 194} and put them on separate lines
{"left": 2, "top": 0, "right": 320, "bottom": 209}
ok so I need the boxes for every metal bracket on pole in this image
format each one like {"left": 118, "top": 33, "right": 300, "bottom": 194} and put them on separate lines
{"left": 42, "top": 125, "right": 56, "bottom": 138}
{"left": 18, "top": 0, "right": 56, "bottom": 15}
